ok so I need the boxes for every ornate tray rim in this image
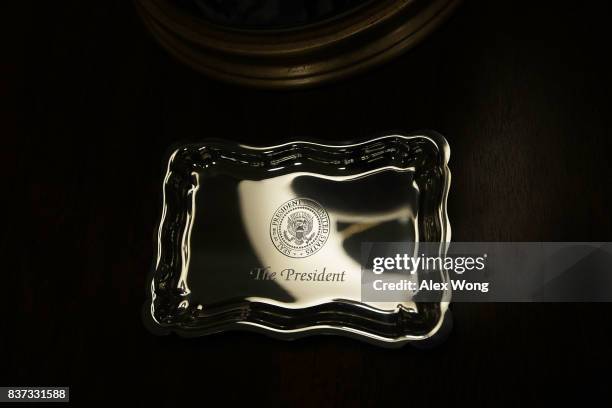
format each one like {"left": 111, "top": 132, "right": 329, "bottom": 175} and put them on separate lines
{"left": 144, "top": 132, "right": 452, "bottom": 347}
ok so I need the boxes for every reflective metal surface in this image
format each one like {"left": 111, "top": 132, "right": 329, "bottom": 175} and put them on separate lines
{"left": 145, "top": 133, "right": 452, "bottom": 347}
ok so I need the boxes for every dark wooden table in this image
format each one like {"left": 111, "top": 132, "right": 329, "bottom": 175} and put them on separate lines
{"left": 4, "top": 1, "right": 612, "bottom": 405}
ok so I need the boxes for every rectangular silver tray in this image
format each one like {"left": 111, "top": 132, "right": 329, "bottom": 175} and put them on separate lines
{"left": 145, "top": 133, "right": 452, "bottom": 347}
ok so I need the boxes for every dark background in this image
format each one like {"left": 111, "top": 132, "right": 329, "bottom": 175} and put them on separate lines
{"left": 3, "top": 1, "right": 612, "bottom": 405}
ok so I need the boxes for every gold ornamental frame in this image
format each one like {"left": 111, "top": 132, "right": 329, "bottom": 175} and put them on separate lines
{"left": 136, "top": 0, "right": 461, "bottom": 89}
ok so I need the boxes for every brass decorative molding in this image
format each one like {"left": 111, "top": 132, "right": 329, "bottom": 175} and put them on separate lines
{"left": 135, "top": 0, "right": 461, "bottom": 88}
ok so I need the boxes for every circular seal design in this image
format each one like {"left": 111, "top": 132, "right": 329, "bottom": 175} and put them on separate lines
{"left": 270, "top": 198, "right": 330, "bottom": 258}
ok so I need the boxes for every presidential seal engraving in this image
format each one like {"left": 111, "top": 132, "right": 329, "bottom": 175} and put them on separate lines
{"left": 270, "top": 198, "right": 330, "bottom": 258}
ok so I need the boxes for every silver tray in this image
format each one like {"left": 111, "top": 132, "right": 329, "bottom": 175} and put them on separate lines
{"left": 145, "top": 133, "right": 452, "bottom": 347}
